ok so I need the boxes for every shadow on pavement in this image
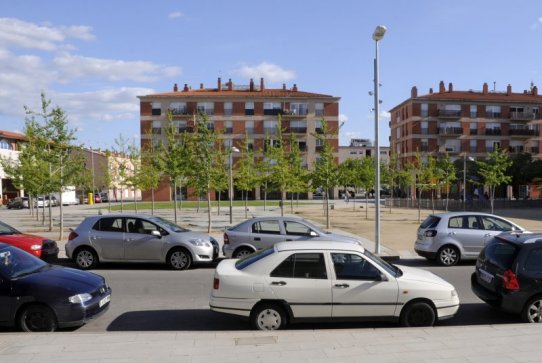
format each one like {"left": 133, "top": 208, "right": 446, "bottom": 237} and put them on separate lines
{"left": 54, "top": 258, "right": 219, "bottom": 271}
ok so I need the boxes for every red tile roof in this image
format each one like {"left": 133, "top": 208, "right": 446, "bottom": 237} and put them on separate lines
{"left": 139, "top": 88, "right": 336, "bottom": 99}
{"left": 416, "top": 90, "right": 542, "bottom": 103}
{"left": 0, "top": 130, "right": 26, "bottom": 141}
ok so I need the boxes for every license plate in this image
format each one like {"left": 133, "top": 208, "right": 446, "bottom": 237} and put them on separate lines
{"left": 99, "top": 294, "right": 111, "bottom": 307}
{"left": 479, "top": 269, "right": 494, "bottom": 284}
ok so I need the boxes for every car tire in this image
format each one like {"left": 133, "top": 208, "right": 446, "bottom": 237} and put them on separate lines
{"left": 250, "top": 303, "right": 287, "bottom": 331}
{"left": 233, "top": 247, "right": 254, "bottom": 259}
{"left": 522, "top": 296, "right": 542, "bottom": 323}
{"left": 437, "top": 245, "right": 460, "bottom": 266}
{"left": 18, "top": 304, "right": 58, "bottom": 332}
{"left": 400, "top": 301, "right": 436, "bottom": 327}
{"left": 74, "top": 247, "right": 98, "bottom": 270}
{"left": 167, "top": 248, "right": 192, "bottom": 270}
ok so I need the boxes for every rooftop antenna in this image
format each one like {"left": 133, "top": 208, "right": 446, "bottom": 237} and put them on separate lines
{"left": 493, "top": 81, "right": 496, "bottom": 92}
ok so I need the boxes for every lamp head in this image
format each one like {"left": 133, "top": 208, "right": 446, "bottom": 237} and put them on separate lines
{"left": 372, "top": 25, "right": 387, "bottom": 41}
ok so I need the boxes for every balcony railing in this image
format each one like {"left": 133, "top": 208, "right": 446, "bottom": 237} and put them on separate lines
{"left": 178, "top": 126, "right": 194, "bottom": 133}
{"left": 283, "top": 109, "right": 308, "bottom": 116}
{"left": 224, "top": 127, "right": 233, "bottom": 134}
{"left": 169, "top": 108, "right": 188, "bottom": 115}
{"left": 245, "top": 109, "right": 254, "bottom": 116}
{"left": 264, "top": 128, "right": 278, "bottom": 134}
{"left": 509, "top": 129, "right": 537, "bottom": 136}
{"left": 485, "top": 128, "right": 502, "bottom": 135}
{"left": 197, "top": 109, "right": 214, "bottom": 116}
{"left": 532, "top": 147, "right": 540, "bottom": 154}
{"left": 152, "top": 128, "right": 161, "bottom": 135}
{"left": 438, "top": 127, "right": 463, "bottom": 135}
{"left": 224, "top": 109, "right": 233, "bottom": 116}
{"left": 263, "top": 109, "right": 283, "bottom": 116}
{"left": 315, "top": 128, "right": 324, "bottom": 134}
{"left": 470, "top": 129, "right": 478, "bottom": 135}
{"left": 438, "top": 110, "right": 461, "bottom": 117}
{"left": 510, "top": 112, "right": 536, "bottom": 120}
{"left": 315, "top": 110, "right": 324, "bottom": 117}
{"left": 245, "top": 128, "right": 254, "bottom": 134}
{"left": 509, "top": 146, "right": 524, "bottom": 153}
{"left": 289, "top": 127, "right": 307, "bottom": 133}
{"left": 485, "top": 112, "right": 502, "bottom": 118}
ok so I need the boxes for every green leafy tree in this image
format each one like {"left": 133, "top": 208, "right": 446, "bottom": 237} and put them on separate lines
{"left": 266, "top": 116, "right": 290, "bottom": 216}
{"left": 437, "top": 153, "right": 457, "bottom": 211}
{"left": 358, "top": 156, "right": 375, "bottom": 220}
{"left": 138, "top": 141, "right": 162, "bottom": 215}
{"left": 211, "top": 141, "right": 228, "bottom": 216}
{"left": 234, "top": 136, "right": 260, "bottom": 218}
{"left": 338, "top": 158, "right": 360, "bottom": 210}
{"left": 475, "top": 147, "right": 512, "bottom": 213}
{"left": 287, "top": 133, "right": 310, "bottom": 212}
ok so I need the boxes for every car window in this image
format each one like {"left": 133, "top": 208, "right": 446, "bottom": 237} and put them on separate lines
{"left": 284, "top": 221, "right": 313, "bottom": 236}
{"left": 332, "top": 253, "right": 382, "bottom": 280}
{"left": 483, "top": 241, "right": 518, "bottom": 269}
{"left": 126, "top": 218, "right": 160, "bottom": 235}
{"left": 525, "top": 248, "right": 542, "bottom": 271}
{"left": 235, "top": 247, "right": 274, "bottom": 270}
{"left": 270, "top": 253, "right": 327, "bottom": 279}
{"left": 0, "top": 221, "right": 19, "bottom": 235}
{"left": 92, "top": 217, "right": 124, "bottom": 232}
{"left": 420, "top": 215, "right": 440, "bottom": 229}
{"left": 481, "top": 216, "right": 514, "bottom": 232}
{"left": 252, "top": 220, "right": 281, "bottom": 235}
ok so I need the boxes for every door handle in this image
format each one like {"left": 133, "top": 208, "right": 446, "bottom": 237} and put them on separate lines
{"left": 484, "top": 233, "right": 491, "bottom": 237}
{"left": 286, "top": 239, "right": 293, "bottom": 241}
{"left": 254, "top": 237, "right": 261, "bottom": 241}
{"left": 334, "top": 283, "right": 350, "bottom": 288}
{"left": 270, "top": 281, "right": 287, "bottom": 286}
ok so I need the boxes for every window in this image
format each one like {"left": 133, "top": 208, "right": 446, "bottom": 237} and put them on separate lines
{"left": 207, "top": 121, "right": 214, "bottom": 131}
{"left": 332, "top": 253, "right": 382, "bottom": 280}
{"left": 152, "top": 120, "right": 161, "bottom": 134}
{"left": 0, "top": 139, "right": 12, "bottom": 150}
{"left": 420, "top": 103, "right": 428, "bottom": 117}
{"left": 284, "top": 221, "right": 313, "bottom": 236}
{"left": 315, "top": 138, "right": 324, "bottom": 147}
{"left": 420, "top": 139, "right": 428, "bottom": 152}
{"left": 482, "top": 242, "right": 518, "bottom": 269}
{"left": 270, "top": 253, "right": 327, "bottom": 279}
{"left": 224, "top": 102, "right": 233, "bottom": 116}
{"left": 486, "top": 105, "right": 501, "bottom": 118}
{"left": 448, "top": 216, "right": 481, "bottom": 229}
{"left": 245, "top": 120, "right": 254, "bottom": 134}
{"left": 151, "top": 102, "right": 161, "bottom": 116}
{"left": 421, "top": 121, "right": 428, "bottom": 135}
{"left": 315, "top": 103, "right": 324, "bottom": 116}
{"left": 175, "top": 120, "right": 188, "bottom": 132}
{"left": 252, "top": 220, "right": 281, "bottom": 234}
{"left": 289, "top": 103, "right": 308, "bottom": 115}
{"left": 170, "top": 102, "right": 187, "bottom": 115}
{"left": 470, "top": 122, "right": 477, "bottom": 135}
{"left": 246, "top": 139, "right": 254, "bottom": 151}
{"left": 197, "top": 102, "right": 214, "bottom": 115}
{"left": 470, "top": 105, "right": 477, "bottom": 118}
{"left": 235, "top": 248, "right": 274, "bottom": 270}
{"left": 315, "top": 120, "right": 323, "bottom": 134}
{"left": 264, "top": 102, "right": 282, "bottom": 115}
{"left": 224, "top": 120, "right": 233, "bottom": 134}
{"left": 481, "top": 217, "right": 514, "bottom": 232}
{"left": 290, "top": 120, "right": 307, "bottom": 133}
{"left": 470, "top": 139, "right": 477, "bottom": 153}
{"left": 264, "top": 120, "right": 278, "bottom": 134}
{"left": 245, "top": 102, "right": 254, "bottom": 116}
{"left": 93, "top": 217, "right": 123, "bottom": 232}
{"left": 126, "top": 218, "right": 160, "bottom": 235}
{"left": 525, "top": 249, "right": 542, "bottom": 271}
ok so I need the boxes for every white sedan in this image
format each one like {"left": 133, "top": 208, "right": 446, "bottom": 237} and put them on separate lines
{"left": 210, "top": 241, "right": 459, "bottom": 330}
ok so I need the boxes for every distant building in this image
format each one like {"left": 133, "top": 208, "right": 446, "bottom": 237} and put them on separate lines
{"left": 138, "top": 78, "right": 341, "bottom": 201}
{"left": 0, "top": 130, "right": 25, "bottom": 204}
{"left": 339, "top": 139, "right": 390, "bottom": 164}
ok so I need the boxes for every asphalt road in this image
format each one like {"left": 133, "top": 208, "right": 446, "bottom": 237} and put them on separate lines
{"left": 43, "top": 258, "right": 520, "bottom": 333}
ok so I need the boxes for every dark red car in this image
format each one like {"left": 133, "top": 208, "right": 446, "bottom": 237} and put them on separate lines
{"left": 0, "top": 221, "right": 59, "bottom": 262}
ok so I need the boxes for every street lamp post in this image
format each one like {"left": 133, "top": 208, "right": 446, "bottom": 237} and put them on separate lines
{"left": 229, "top": 146, "right": 240, "bottom": 224}
{"left": 372, "top": 25, "right": 386, "bottom": 254}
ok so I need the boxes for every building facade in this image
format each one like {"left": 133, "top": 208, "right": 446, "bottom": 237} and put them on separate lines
{"left": 0, "top": 130, "right": 26, "bottom": 204}
{"left": 138, "top": 78, "right": 340, "bottom": 201}
{"left": 338, "top": 138, "right": 390, "bottom": 164}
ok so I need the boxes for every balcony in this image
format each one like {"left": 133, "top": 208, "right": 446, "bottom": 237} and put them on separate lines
{"left": 152, "top": 128, "right": 161, "bottom": 135}
{"left": 510, "top": 112, "right": 536, "bottom": 121}
{"left": 197, "top": 109, "right": 214, "bottom": 116}
{"left": 315, "top": 128, "right": 324, "bottom": 134}
{"left": 509, "top": 146, "right": 524, "bottom": 153}
{"left": 264, "top": 127, "right": 278, "bottom": 135}
{"left": 485, "top": 128, "right": 502, "bottom": 136}
{"left": 438, "top": 127, "right": 463, "bottom": 135}
{"left": 437, "top": 110, "right": 461, "bottom": 118}
{"left": 469, "top": 129, "right": 478, "bottom": 135}
{"left": 315, "top": 110, "right": 324, "bottom": 117}
{"left": 224, "top": 127, "right": 233, "bottom": 134}
{"left": 169, "top": 108, "right": 188, "bottom": 115}
{"left": 509, "top": 128, "right": 537, "bottom": 136}
{"left": 263, "top": 109, "right": 283, "bottom": 116}
{"left": 245, "top": 109, "right": 254, "bottom": 116}
{"left": 315, "top": 145, "right": 324, "bottom": 152}
{"left": 288, "top": 127, "right": 307, "bottom": 134}
{"left": 178, "top": 126, "right": 193, "bottom": 133}
{"left": 283, "top": 109, "right": 308, "bottom": 118}
{"left": 485, "top": 112, "right": 502, "bottom": 119}
{"left": 245, "top": 128, "right": 254, "bottom": 135}
{"left": 224, "top": 109, "right": 233, "bottom": 116}
{"left": 531, "top": 147, "right": 540, "bottom": 154}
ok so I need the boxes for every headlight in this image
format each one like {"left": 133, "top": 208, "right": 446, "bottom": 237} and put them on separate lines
{"left": 69, "top": 293, "right": 92, "bottom": 304}
{"left": 189, "top": 239, "right": 211, "bottom": 247}
{"left": 451, "top": 289, "right": 458, "bottom": 298}
{"left": 30, "top": 244, "right": 42, "bottom": 251}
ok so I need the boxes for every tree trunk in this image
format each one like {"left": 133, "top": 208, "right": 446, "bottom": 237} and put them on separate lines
{"left": 445, "top": 184, "right": 449, "bottom": 212}
{"left": 325, "top": 189, "right": 330, "bottom": 229}
{"left": 120, "top": 188, "right": 124, "bottom": 213}
{"left": 59, "top": 193, "right": 64, "bottom": 241}
{"left": 431, "top": 189, "right": 435, "bottom": 214}
{"left": 173, "top": 180, "right": 178, "bottom": 224}
{"left": 217, "top": 191, "right": 221, "bottom": 216}
{"left": 207, "top": 191, "right": 212, "bottom": 233}
{"left": 48, "top": 193, "right": 53, "bottom": 231}
{"left": 290, "top": 193, "right": 294, "bottom": 214}
{"left": 134, "top": 188, "right": 138, "bottom": 214}
{"left": 417, "top": 188, "right": 422, "bottom": 223}
{"left": 244, "top": 192, "right": 248, "bottom": 219}
{"left": 151, "top": 188, "right": 155, "bottom": 215}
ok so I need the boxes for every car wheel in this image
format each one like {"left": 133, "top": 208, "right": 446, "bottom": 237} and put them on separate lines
{"left": 400, "top": 301, "right": 436, "bottom": 327}
{"left": 233, "top": 247, "right": 254, "bottom": 259}
{"left": 522, "top": 296, "right": 542, "bottom": 323}
{"left": 74, "top": 247, "right": 98, "bottom": 270}
{"left": 18, "top": 305, "right": 58, "bottom": 332}
{"left": 250, "top": 303, "right": 287, "bottom": 331}
{"left": 167, "top": 248, "right": 192, "bottom": 270}
{"left": 437, "top": 245, "right": 460, "bottom": 266}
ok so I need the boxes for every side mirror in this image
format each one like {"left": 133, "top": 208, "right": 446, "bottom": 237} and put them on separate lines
{"left": 151, "top": 230, "right": 162, "bottom": 238}
{"left": 378, "top": 273, "right": 388, "bottom": 282}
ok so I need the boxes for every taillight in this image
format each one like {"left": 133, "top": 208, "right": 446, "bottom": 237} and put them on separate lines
{"left": 502, "top": 269, "right": 520, "bottom": 291}
{"left": 424, "top": 230, "right": 437, "bottom": 237}
{"left": 213, "top": 278, "right": 220, "bottom": 290}
{"left": 68, "top": 231, "right": 79, "bottom": 241}
{"left": 223, "top": 233, "right": 229, "bottom": 245}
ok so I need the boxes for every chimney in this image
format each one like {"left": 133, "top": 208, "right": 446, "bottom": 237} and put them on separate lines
{"left": 183, "top": 83, "right": 189, "bottom": 92}
{"left": 249, "top": 78, "right": 254, "bottom": 91}
{"left": 533, "top": 86, "right": 538, "bottom": 96}
{"left": 227, "top": 78, "right": 233, "bottom": 91}
{"left": 411, "top": 86, "right": 418, "bottom": 98}
{"left": 260, "top": 77, "right": 265, "bottom": 91}
{"left": 439, "top": 81, "right": 445, "bottom": 93}
{"left": 217, "top": 77, "right": 222, "bottom": 92}
{"left": 483, "top": 82, "right": 489, "bottom": 94}
{"left": 292, "top": 84, "right": 298, "bottom": 92}
{"left": 429, "top": 88, "right": 433, "bottom": 94}
{"left": 448, "top": 82, "right": 453, "bottom": 92}
{"left": 507, "top": 84, "right": 512, "bottom": 96}
{"left": 283, "top": 83, "right": 286, "bottom": 91}
{"left": 173, "top": 83, "right": 178, "bottom": 92}
{"left": 200, "top": 83, "right": 204, "bottom": 90}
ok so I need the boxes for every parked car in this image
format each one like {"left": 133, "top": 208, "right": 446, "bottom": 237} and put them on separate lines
{"left": 34, "top": 196, "right": 58, "bottom": 208}
{"left": 99, "top": 192, "right": 109, "bottom": 203}
{"left": 94, "top": 194, "right": 102, "bottom": 203}
{"left": 471, "top": 231, "right": 542, "bottom": 323}
{"left": 0, "top": 220, "right": 58, "bottom": 261}
{"left": 210, "top": 241, "right": 459, "bottom": 330}
{"left": 6, "top": 197, "right": 29, "bottom": 209}
{"left": 66, "top": 214, "right": 219, "bottom": 270}
{"left": 415, "top": 212, "right": 524, "bottom": 266}
{"left": 223, "top": 216, "right": 361, "bottom": 259}
{"left": 0, "top": 242, "right": 111, "bottom": 332}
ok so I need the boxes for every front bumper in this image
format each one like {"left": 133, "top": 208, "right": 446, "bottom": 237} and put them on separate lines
{"left": 56, "top": 286, "right": 112, "bottom": 328}
{"left": 191, "top": 244, "right": 219, "bottom": 263}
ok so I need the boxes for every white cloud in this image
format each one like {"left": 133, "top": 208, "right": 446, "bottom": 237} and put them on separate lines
{"left": 530, "top": 17, "right": 542, "bottom": 30}
{"left": 234, "top": 62, "right": 295, "bottom": 83}
{"left": 168, "top": 11, "right": 184, "bottom": 19}
{"left": 380, "top": 110, "right": 390, "bottom": 119}
{"left": 53, "top": 53, "right": 182, "bottom": 82}
{"left": 0, "top": 18, "right": 94, "bottom": 51}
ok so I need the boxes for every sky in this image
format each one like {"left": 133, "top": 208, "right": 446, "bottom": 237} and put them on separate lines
{"left": 2, "top": 0, "right": 542, "bottom": 149}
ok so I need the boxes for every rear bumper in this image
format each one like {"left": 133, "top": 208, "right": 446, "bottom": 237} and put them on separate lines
{"left": 414, "top": 248, "right": 436, "bottom": 259}
{"left": 209, "top": 295, "right": 256, "bottom": 317}
{"left": 470, "top": 272, "right": 526, "bottom": 315}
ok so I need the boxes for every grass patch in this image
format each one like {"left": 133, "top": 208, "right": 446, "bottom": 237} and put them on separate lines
{"left": 98, "top": 200, "right": 313, "bottom": 212}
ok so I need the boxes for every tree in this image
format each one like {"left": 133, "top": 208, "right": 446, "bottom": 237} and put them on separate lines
{"left": 310, "top": 119, "right": 338, "bottom": 228}
{"left": 437, "top": 153, "right": 457, "bottom": 211}
{"left": 286, "top": 133, "right": 310, "bottom": 213}
{"left": 410, "top": 151, "right": 435, "bottom": 222}
{"left": 337, "top": 158, "right": 358, "bottom": 210}
{"left": 358, "top": 156, "right": 375, "bottom": 220}
{"left": 234, "top": 135, "right": 259, "bottom": 218}
{"left": 211, "top": 141, "right": 228, "bottom": 216}
{"left": 476, "top": 147, "right": 512, "bottom": 213}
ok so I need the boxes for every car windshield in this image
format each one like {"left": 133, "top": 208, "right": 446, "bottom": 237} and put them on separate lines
{"left": 363, "top": 249, "right": 402, "bottom": 277}
{"left": 149, "top": 216, "right": 189, "bottom": 233}
{"left": 235, "top": 247, "right": 274, "bottom": 270}
{"left": 0, "top": 246, "right": 47, "bottom": 279}
{"left": 0, "top": 221, "right": 20, "bottom": 235}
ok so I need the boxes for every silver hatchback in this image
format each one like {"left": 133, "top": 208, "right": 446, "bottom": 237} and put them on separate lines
{"left": 66, "top": 214, "right": 219, "bottom": 270}
{"left": 415, "top": 212, "right": 524, "bottom": 266}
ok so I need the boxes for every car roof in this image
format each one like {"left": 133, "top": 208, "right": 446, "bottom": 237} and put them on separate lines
{"left": 431, "top": 212, "right": 505, "bottom": 218}
{"left": 274, "top": 240, "right": 365, "bottom": 253}
{"left": 494, "top": 231, "right": 542, "bottom": 246}
{"left": 87, "top": 213, "right": 159, "bottom": 219}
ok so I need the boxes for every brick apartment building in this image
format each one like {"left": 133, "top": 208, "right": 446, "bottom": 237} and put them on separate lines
{"left": 138, "top": 78, "right": 340, "bottom": 201}
{"left": 389, "top": 81, "right": 542, "bottom": 198}
{"left": 0, "top": 130, "right": 26, "bottom": 204}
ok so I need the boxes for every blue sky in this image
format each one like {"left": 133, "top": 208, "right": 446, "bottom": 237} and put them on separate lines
{"left": 1, "top": 0, "right": 542, "bottom": 149}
